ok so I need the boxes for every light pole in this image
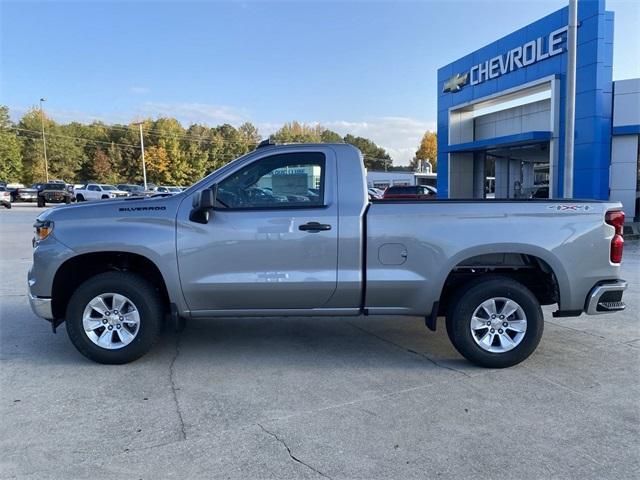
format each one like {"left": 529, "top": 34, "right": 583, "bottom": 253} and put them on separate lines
{"left": 39, "top": 98, "right": 49, "bottom": 182}
{"left": 135, "top": 122, "right": 148, "bottom": 190}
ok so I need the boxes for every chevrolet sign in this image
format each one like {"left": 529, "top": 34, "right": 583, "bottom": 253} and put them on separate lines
{"left": 443, "top": 73, "right": 469, "bottom": 93}
{"left": 443, "top": 26, "right": 568, "bottom": 94}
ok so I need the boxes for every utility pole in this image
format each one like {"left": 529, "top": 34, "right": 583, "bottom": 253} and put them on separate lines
{"left": 39, "top": 98, "right": 49, "bottom": 182}
{"left": 135, "top": 122, "right": 148, "bottom": 190}
{"left": 563, "top": 0, "right": 578, "bottom": 198}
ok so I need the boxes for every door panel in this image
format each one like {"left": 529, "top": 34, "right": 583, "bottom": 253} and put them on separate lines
{"left": 176, "top": 149, "right": 338, "bottom": 311}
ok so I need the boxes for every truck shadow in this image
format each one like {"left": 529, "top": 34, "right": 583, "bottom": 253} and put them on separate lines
{"left": 1, "top": 298, "right": 473, "bottom": 372}
{"left": 156, "top": 315, "right": 474, "bottom": 372}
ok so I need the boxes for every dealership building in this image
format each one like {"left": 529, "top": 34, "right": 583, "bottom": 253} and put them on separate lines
{"left": 436, "top": 0, "right": 639, "bottom": 220}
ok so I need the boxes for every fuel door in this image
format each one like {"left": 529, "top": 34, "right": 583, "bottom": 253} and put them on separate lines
{"left": 378, "top": 243, "right": 408, "bottom": 265}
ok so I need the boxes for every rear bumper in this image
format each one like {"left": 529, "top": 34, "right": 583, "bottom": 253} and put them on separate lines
{"left": 584, "top": 280, "right": 627, "bottom": 315}
{"left": 29, "top": 293, "right": 54, "bottom": 320}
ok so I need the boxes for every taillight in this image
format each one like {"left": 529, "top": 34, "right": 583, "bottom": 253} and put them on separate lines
{"left": 605, "top": 210, "right": 624, "bottom": 263}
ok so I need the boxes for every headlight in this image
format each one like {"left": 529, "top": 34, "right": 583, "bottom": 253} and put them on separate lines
{"left": 34, "top": 219, "right": 54, "bottom": 243}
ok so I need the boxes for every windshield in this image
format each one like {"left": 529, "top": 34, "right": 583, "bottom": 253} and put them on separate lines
{"left": 101, "top": 185, "right": 117, "bottom": 191}
{"left": 44, "top": 183, "right": 66, "bottom": 190}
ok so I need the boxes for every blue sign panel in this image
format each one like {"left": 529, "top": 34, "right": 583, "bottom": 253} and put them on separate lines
{"left": 437, "top": 0, "right": 614, "bottom": 199}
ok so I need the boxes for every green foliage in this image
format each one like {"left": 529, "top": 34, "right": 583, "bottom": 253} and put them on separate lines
{"left": 3, "top": 105, "right": 396, "bottom": 186}
{"left": 320, "top": 129, "right": 343, "bottom": 143}
{"left": 343, "top": 134, "right": 392, "bottom": 171}
{"left": 271, "top": 122, "right": 324, "bottom": 143}
{"left": 0, "top": 106, "right": 22, "bottom": 182}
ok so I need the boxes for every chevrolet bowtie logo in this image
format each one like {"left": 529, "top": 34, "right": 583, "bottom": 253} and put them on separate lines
{"left": 443, "top": 72, "right": 469, "bottom": 93}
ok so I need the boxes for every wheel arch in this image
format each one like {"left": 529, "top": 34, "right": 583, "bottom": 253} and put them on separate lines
{"left": 435, "top": 244, "right": 570, "bottom": 317}
{"left": 51, "top": 251, "right": 171, "bottom": 319}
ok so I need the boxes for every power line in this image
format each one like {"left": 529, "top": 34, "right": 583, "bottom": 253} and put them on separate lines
{"left": 12, "top": 127, "right": 399, "bottom": 164}
{"left": 12, "top": 127, "right": 253, "bottom": 156}
{"left": 13, "top": 127, "right": 141, "bottom": 149}
{"left": 86, "top": 122, "right": 261, "bottom": 146}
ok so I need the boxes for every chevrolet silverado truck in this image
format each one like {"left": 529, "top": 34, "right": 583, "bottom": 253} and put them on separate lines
{"left": 28, "top": 143, "right": 627, "bottom": 367}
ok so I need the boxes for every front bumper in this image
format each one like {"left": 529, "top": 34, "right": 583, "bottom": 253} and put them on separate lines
{"left": 585, "top": 280, "right": 627, "bottom": 315}
{"left": 29, "top": 293, "right": 54, "bottom": 320}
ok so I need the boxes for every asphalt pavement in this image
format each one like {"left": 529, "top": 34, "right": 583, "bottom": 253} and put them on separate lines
{"left": 1, "top": 203, "right": 639, "bottom": 479}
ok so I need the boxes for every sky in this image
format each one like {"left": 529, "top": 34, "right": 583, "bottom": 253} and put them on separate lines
{"left": 1, "top": 0, "right": 639, "bottom": 165}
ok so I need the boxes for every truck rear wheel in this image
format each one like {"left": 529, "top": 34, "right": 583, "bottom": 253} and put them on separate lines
{"left": 446, "top": 276, "right": 543, "bottom": 368}
{"left": 37, "top": 196, "right": 45, "bottom": 208}
{"left": 65, "top": 272, "right": 163, "bottom": 364}
{"left": 76, "top": 194, "right": 84, "bottom": 202}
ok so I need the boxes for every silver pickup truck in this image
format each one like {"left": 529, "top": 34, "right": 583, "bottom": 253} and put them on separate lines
{"left": 28, "top": 143, "right": 627, "bottom": 367}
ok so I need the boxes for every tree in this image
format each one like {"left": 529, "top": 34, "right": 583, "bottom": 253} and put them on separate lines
{"left": 343, "top": 134, "right": 392, "bottom": 171}
{"left": 144, "top": 145, "right": 171, "bottom": 184}
{"left": 0, "top": 106, "right": 22, "bottom": 182}
{"left": 90, "top": 149, "right": 115, "bottom": 183}
{"left": 238, "top": 122, "right": 261, "bottom": 148}
{"left": 17, "top": 109, "right": 85, "bottom": 183}
{"left": 412, "top": 131, "right": 437, "bottom": 172}
{"left": 271, "top": 122, "right": 323, "bottom": 143}
{"left": 320, "top": 129, "right": 343, "bottom": 143}
{"left": 182, "top": 124, "right": 211, "bottom": 181}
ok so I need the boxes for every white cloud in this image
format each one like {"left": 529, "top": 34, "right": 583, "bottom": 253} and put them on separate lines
{"left": 129, "top": 86, "right": 150, "bottom": 94}
{"left": 140, "top": 102, "right": 248, "bottom": 125}
{"left": 257, "top": 116, "right": 436, "bottom": 166}
{"left": 324, "top": 117, "right": 436, "bottom": 166}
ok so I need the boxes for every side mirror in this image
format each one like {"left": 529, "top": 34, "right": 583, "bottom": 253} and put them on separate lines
{"left": 189, "top": 185, "right": 217, "bottom": 224}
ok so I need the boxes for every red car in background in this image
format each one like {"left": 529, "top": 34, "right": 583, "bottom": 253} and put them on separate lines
{"left": 382, "top": 185, "right": 437, "bottom": 200}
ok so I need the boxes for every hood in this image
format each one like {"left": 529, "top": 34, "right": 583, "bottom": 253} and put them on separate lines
{"left": 37, "top": 194, "right": 183, "bottom": 223}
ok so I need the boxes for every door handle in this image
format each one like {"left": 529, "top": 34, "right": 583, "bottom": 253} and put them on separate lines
{"left": 299, "top": 222, "right": 332, "bottom": 232}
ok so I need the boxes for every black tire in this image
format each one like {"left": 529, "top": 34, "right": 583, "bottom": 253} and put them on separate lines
{"left": 445, "top": 276, "right": 543, "bottom": 368}
{"left": 37, "top": 196, "right": 45, "bottom": 208}
{"left": 76, "top": 194, "right": 84, "bottom": 202}
{"left": 64, "top": 196, "right": 71, "bottom": 204}
{"left": 101, "top": 195, "right": 109, "bottom": 199}
{"left": 65, "top": 271, "right": 163, "bottom": 364}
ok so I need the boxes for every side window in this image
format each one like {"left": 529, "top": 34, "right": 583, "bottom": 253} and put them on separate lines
{"left": 88, "top": 185, "right": 99, "bottom": 191}
{"left": 217, "top": 152, "right": 325, "bottom": 209}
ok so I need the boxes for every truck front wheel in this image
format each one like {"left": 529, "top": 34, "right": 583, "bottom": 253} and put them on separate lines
{"left": 446, "top": 276, "right": 543, "bottom": 368}
{"left": 65, "top": 272, "right": 163, "bottom": 364}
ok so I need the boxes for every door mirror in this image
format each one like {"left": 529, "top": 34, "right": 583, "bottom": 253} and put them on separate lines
{"left": 189, "top": 185, "right": 217, "bottom": 224}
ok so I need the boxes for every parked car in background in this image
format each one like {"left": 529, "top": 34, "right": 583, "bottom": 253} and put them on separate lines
{"left": 4, "top": 183, "right": 22, "bottom": 201}
{"left": 37, "top": 182, "right": 73, "bottom": 207}
{"left": 156, "top": 186, "right": 183, "bottom": 194}
{"left": 368, "top": 187, "right": 385, "bottom": 200}
{"left": 0, "top": 186, "right": 12, "bottom": 209}
{"left": 116, "top": 184, "right": 146, "bottom": 196}
{"left": 382, "top": 185, "right": 437, "bottom": 200}
{"left": 529, "top": 185, "right": 550, "bottom": 199}
{"left": 14, "top": 184, "right": 39, "bottom": 202}
{"left": 74, "top": 184, "right": 129, "bottom": 202}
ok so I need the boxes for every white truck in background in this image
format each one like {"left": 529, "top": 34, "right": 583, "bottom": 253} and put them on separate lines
{"left": 74, "top": 184, "right": 129, "bottom": 202}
